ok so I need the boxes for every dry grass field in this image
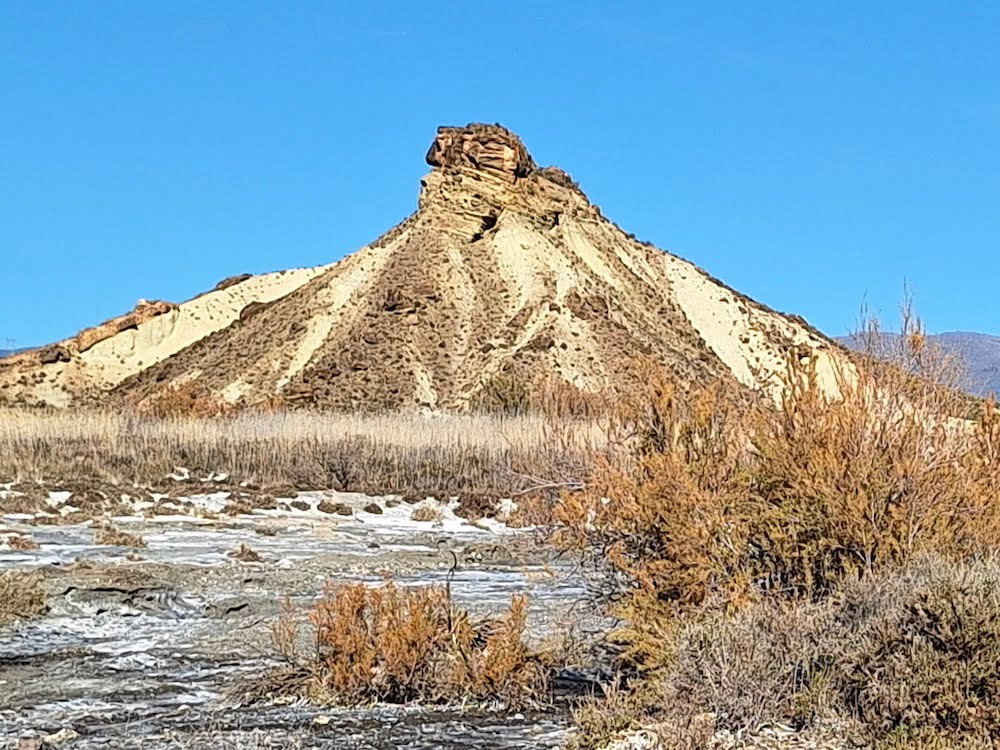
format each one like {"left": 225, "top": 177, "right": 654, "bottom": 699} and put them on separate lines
{"left": 0, "top": 409, "right": 601, "bottom": 501}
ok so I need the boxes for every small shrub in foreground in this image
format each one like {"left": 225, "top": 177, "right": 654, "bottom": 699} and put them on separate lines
{"left": 267, "top": 580, "right": 555, "bottom": 708}
{"left": 410, "top": 503, "right": 444, "bottom": 523}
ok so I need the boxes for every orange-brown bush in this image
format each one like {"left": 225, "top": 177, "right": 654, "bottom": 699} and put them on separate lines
{"left": 557, "top": 351, "right": 1000, "bottom": 635}
{"left": 269, "top": 580, "right": 554, "bottom": 707}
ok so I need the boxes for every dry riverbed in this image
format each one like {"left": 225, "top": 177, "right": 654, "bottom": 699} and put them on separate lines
{"left": 1, "top": 486, "right": 601, "bottom": 749}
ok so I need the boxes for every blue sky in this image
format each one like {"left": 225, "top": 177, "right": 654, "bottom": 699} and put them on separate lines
{"left": 2, "top": 2, "right": 999, "bottom": 348}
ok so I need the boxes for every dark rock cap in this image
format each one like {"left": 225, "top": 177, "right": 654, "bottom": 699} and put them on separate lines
{"left": 425, "top": 123, "right": 536, "bottom": 180}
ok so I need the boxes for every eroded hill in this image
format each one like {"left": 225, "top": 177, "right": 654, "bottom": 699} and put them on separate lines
{"left": 0, "top": 124, "right": 848, "bottom": 411}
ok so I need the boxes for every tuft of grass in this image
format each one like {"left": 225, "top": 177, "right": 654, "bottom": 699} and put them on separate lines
{"left": 0, "top": 570, "right": 47, "bottom": 625}
{"left": 94, "top": 524, "right": 146, "bottom": 548}
{"left": 265, "top": 580, "right": 556, "bottom": 708}
{"left": 410, "top": 503, "right": 444, "bottom": 523}
{"left": 228, "top": 543, "right": 263, "bottom": 562}
{"left": 7, "top": 534, "right": 39, "bottom": 550}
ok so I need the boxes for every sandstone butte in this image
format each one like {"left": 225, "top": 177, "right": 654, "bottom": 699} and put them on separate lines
{"left": 0, "top": 124, "right": 848, "bottom": 411}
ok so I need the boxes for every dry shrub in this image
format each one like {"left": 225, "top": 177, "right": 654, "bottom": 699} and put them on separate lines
{"left": 851, "top": 295, "right": 972, "bottom": 411}
{"left": 558, "top": 351, "right": 1000, "bottom": 618}
{"left": 410, "top": 504, "right": 444, "bottom": 523}
{"left": 472, "top": 374, "right": 606, "bottom": 419}
{"left": 269, "top": 581, "right": 553, "bottom": 707}
{"left": 228, "top": 543, "right": 262, "bottom": 562}
{"left": 0, "top": 570, "right": 47, "bottom": 625}
{"left": 7, "top": 534, "right": 39, "bottom": 550}
{"left": 654, "top": 557, "right": 1000, "bottom": 744}
{"left": 94, "top": 524, "right": 146, "bottom": 548}
{"left": 534, "top": 377, "right": 606, "bottom": 420}
{"left": 142, "top": 381, "right": 229, "bottom": 418}
{"left": 472, "top": 375, "right": 533, "bottom": 416}
{"left": 568, "top": 678, "right": 665, "bottom": 750}
{"left": 557, "top": 370, "right": 751, "bottom": 614}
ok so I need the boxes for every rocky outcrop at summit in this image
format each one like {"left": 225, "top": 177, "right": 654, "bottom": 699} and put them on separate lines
{"left": 425, "top": 124, "right": 536, "bottom": 180}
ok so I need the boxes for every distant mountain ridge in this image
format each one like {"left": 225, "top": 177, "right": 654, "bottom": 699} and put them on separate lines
{"left": 837, "top": 331, "right": 1000, "bottom": 398}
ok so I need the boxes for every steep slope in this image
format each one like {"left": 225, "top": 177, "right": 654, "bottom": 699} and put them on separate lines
{"left": 0, "top": 124, "right": 849, "bottom": 411}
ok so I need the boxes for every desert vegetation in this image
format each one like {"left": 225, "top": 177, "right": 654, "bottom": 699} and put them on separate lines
{"left": 261, "top": 580, "right": 558, "bottom": 709}
{"left": 557, "top": 314, "right": 1000, "bottom": 748}
{"left": 6, "top": 306, "right": 1000, "bottom": 749}
{"left": 0, "top": 410, "right": 599, "bottom": 502}
{"left": 0, "top": 570, "right": 47, "bottom": 626}
{"left": 93, "top": 523, "right": 146, "bottom": 548}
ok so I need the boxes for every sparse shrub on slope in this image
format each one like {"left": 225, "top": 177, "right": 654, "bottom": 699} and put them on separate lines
{"left": 141, "top": 381, "right": 229, "bottom": 418}
{"left": 472, "top": 373, "right": 606, "bottom": 419}
{"left": 472, "top": 375, "right": 534, "bottom": 416}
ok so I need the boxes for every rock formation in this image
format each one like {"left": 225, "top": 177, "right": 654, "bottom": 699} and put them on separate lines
{"left": 0, "top": 124, "right": 847, "bottom": 410}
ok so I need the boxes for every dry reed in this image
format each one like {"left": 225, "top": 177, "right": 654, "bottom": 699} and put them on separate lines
{"left": 0, "top": 411, "right": 601, "bottom": 498}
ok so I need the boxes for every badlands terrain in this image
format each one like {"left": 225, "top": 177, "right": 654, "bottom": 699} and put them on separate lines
{"left": 3, "top": 125, "right": 968, "bottom": 750}
{"left": 0, "top": 124, "right": 849, "bottom": 412}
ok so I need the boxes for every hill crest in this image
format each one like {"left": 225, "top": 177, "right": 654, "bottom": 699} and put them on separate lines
{"left": 0, "top": 123, "right": 847, "bottom": 411}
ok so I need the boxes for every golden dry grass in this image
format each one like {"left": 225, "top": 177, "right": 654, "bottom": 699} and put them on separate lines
{"left": 0, "top": 410, "right": 601, "bottom": 498}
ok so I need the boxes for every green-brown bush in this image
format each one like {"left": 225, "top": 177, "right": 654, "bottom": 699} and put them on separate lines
{"left": 571, "top": 557, "right": 1000, "bottom": 748}
{"left": 669, "top": 557, "right": 1000, "bottom": 742}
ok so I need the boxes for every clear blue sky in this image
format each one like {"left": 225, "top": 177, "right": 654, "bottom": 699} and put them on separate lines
{"left": 2, "top": 2, "right": 999, "bottom": 348}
